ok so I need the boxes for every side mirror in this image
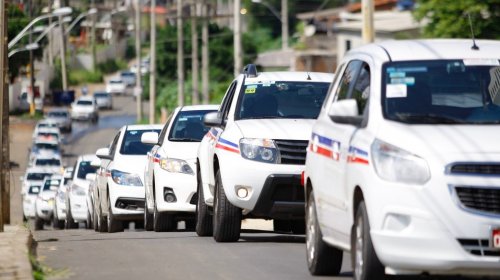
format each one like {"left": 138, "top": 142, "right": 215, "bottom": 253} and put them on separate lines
{"left": 328, "top": 99, "right": 363, "bottom": 126}
{"left": 90, "top": 158, "right": 101, "bottom": 168}
{"left": 141, "top": 132, "right": 159, "bottom": 145}
{"left": 85, "top": 173, "right": 97, "bottom": 181}
{"left": 96, "top": 147, "right": 112, "bottom": 160}
{"left": 203, "top": 112, "right": 223, "bottom": 127}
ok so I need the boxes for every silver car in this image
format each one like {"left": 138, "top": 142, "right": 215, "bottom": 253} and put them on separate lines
{"left": 94, "top": 92, "right": 113, "bottom": 110}
{"left": 45, "top": 108, "right": 72, "bottom": 133}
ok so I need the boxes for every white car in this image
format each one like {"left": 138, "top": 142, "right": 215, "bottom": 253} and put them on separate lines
{"left": 30, "top": 154, "right": 63, "bottom": 175}
{"left": 32, "top": 119, "right": 59, "bottom": 140}
{"left": 52, "top": 167, "right": 74, "bottom": 229}
{"left": 65, "top": 154, "right": 99, "bottom": 229}
{"left": 196, "top": 65, "right": 333, "bottom": 241}
{"left": 120, "top": 71, "right": 136, "bottom": 87}
{"left": 29, "top": 137, "right": 61, "bottom": 163}
{"left": 94, "top": 91, "right": 113, "bottom": 110}
{"left": 86, "top": 158, "right": 101, "bottom": 230}
{"left": 33, "top": 127, "right": 63, "bottom": 143}
{"left": 142, "top": 105, "right": 218, "bottom": 231}
{"left": 95, "top": 125, "right": 162, "bottom": 233}
{"left": 106, "top": 78, "right": 126, "bottom": 95}
{"left": 20, "top": 166, "right": 53, "bottom": 196}
{"left": 130, "top": 64, "right": 148, "bottom": 76}
{"left": 34, "top": 175, "right": 62, "bottom": 230}
{"left": 22, "top": 185, "right": 42, "bottom": 221}
{"left": 45, "top": 108, "right": 72, "bottom": 132}
{"left": 71, "top": 96, "right": 99, "bottom": 122}
{"left": 303, "top": 39, "right": 500, "bottom": 279}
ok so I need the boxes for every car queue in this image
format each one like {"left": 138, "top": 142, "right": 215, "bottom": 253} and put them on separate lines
{"left": 20, "top": 39, "right": 500, "bottom": 279}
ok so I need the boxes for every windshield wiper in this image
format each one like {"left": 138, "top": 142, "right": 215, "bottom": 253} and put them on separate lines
{"left": 169, "top": 138, "right": 200, "bottom": 142}
{"left": 394, "top": 113, "right": 467, "bottom": 124}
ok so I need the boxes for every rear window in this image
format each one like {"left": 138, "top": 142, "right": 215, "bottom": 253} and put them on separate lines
{"left": 120, "top": 129, "right": 161, "bottom": 155}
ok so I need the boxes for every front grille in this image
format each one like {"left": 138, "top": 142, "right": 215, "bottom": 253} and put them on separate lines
{"left": 458, "top": 239, "right": 500, "bottom": 257}
{"left": 115, "top": 198, "right": 145, "bottom": 210}
{"left": 449, "top": 163, "right": 500, "bottom": 176}
{"left": 189, "top": 192, "right": 198, "bottom": 205}
{"left": 455, "top": 187, "right": 500, "bottom": 216}
{"left": 274, "top": 140, "right": 308, "bottom": 165}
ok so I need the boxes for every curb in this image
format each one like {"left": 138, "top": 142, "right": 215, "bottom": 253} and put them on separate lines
{"left": 0, "top": 225, "right": 35, "bottom": 280}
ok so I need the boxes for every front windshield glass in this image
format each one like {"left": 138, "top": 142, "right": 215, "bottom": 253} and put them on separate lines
{"left": 383, "top": 60, "right": 500, "bottom": 124}
{"left": 34, "top": 143, "right": 59, "bottom": 151}
{"left": 94, "top": 93, "right": 109, "bottom": 98}
{"left": 27, "top": 173, "right": 51, "bottom": 180}
{"left": 43, "top": 179, "right": 60, "bottom": 191}
{"left": 35, "top": 158, "right": 61, "bottom": 166}
{"left": 77, "top": 100, "right": 93, "bottom": 106}
{"left": 168, "top": 110, "right": 216, "bottom": 142}
{"left": 77, "top": 161, "right": 98, "bottom": 179}
{"left": 48, "top": 111, "right": 68, "bottom": 117}
{"left": 120, "top": 129, "right": 161, "bottom": 155}
{"left": 37, "top": 132, "right": 59, "bottom": 140}
{"left": 236, "top": 81, "right": 330, "bottom": 120}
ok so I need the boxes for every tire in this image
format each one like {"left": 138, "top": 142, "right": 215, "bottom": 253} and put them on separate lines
{"left": 65, "top": 206, "right": 78, "bottom": 229}
{"left": 34, "top": 215, "right": 44, "bottom": 230}
{"left": 86, "top": 210, "right": 93, "bottom": 229}
{"left": 52, "top": 209, "right": 65, "bottom": 230}
{"left": 195, "top": 170, "right": 213, "bottom": 236}
{"left": 274, "top": 219, "right": 291, "bottom": 233}
{"left": 185, "top": 219, "right": 196, "bottom": 231}
{"left": 107, "top": 197, "right": 124, "bottom": 233}
{"left": 291, "top": 219, "right": 306, "bottom": 234}
{"left": 153, "top": 202, "right": 175, "bottom": 232}
{"left": 144, "top": 196, "right": 154, "bottom": 231}
{"left": 97, "top": 203, "right": 108, "bottom": 233}
{"left": 93, "top": 204, "right": 99, "bottom": 232}
{"left": 352, "top": 201, "right": 385, "bottom": 280}
{"left": 306, "top": 191, "right": 343, "bottom": 275}
{"left": 213, "top": 170, "right": 241, "bottom": 242}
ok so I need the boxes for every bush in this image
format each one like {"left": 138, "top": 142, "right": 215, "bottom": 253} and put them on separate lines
{"left": 69, "top": 69, "right": 103, "bottom": 85}
{"left": 97, "top": 59, "right": 128, "bottom": 74}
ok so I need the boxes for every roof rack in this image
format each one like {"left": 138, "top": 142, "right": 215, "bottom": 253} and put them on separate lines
{"left": 242, "top": 64, "right": 258, "bottom": 78}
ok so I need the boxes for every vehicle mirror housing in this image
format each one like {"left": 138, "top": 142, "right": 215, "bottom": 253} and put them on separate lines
{"left": 141, "top": 132, "right": 159, "bottom": 145}
{"left": 90, "top": 158, "right": 101, "bottom": 168}
{"left": 203, "top": 112, "right": 223, "bottom": 127}
{"left": 85, "top": 173, "right": 97, "bottom": 181}
{"left": 328, "top": 99, "right": 363, "bottom": 126}
{"left": 96, "top": 147, "right": 112, "bottom": 160}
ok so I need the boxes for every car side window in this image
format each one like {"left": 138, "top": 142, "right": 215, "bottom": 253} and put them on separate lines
{"left": 219, "top": 81, "right": 237, "bottom": 122}
{"left": 334, "top": 60, "right": 363, "bottom": 102}
{"left": 108, "top": 132, "right": 121, "bottom": 158}
{"left": 158, "top": 115, "right": 173, "bottom": 146}
{"left": 351, "top": 64, "right": 371, "bottom": 115}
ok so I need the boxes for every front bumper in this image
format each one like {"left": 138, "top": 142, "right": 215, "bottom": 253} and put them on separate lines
{"left": 55, "top": 199, "right": 66, "bottom": 220}
{"left": 109, "top": 181, "right": 145, "bottom": 220}
{"left": 35, "top": 200, "right": 54, "bottom": 220}
{"left": 154, "top": 168, "right": 197, "bottom": 214}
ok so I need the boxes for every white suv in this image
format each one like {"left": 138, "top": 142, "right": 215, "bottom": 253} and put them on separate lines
{"left": 304, "top": 39, "right": 500, "bottom": 279}
{"left": 95, "top": 125, "right": 162, "bottom": 233}
{"left": 196, "top": 65, "right": 333, "bottom": 241}
{"left": 142, "top": 105, "right": 218, "bottom": 231}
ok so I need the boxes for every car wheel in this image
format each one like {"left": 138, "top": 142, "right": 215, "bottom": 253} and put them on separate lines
{"left": 34, "top": 215, "right": 44, "bottom": 231}
{"left": 93, "top": 204, "right": 99, "bottom": 231}
{"left": 65, "top": 206, "right": 78, "bottom": 229}
{"left": 86, "top": 210, "right": 93, "bottom": 229}
{"left": 107, "top": 197, "right": 124, "bottom": 233}
{"left": 195, "top": 170, "right": 212, "bottom": 236}
{"left": 291, "top": 219, "right": 306, "bottom": 234}
{"left": 352, "top": 201, "right": 384, "bottom": 280}
{"left": 144, "top": 196, "right": 154, "bottom": 231}
{"left": 306, "top": 190, "right": 343, "bottom": 275}
{"left": 185, "top": 219, "right": 196, "bottom": 231}
{"left": 273, "top": 219, "right": 291, "bottom": 233}
{"left": 213, "top": 170, "right": 241, "bottom": 242}
{"left": 153, "top": 202, "right": 175, "bottom": 232}
{"left": 52, "top": 209, "right": 62, "bottom": 230}
{"left": 97, "top": 203, "right": 108, "bottom": 233}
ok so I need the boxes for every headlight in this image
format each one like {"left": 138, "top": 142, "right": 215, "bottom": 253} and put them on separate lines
{"left": 371, "top": 139, "right": 430, "bottom": 185}
{"left": 159, "top": 158, "right": 194, "bottom": 175}
{"left": 111, "top": 169, "right": 143, "bottom": 186}
{"left": 239, "top": 138, "right": 280, "bottom": 164}
{"left": 71, "top": 185, "right": 87, "bottom": 196}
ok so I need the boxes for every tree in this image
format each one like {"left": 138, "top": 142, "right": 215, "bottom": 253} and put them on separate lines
{"left": 413, "top": 0, "right": 500, "bottom": 39}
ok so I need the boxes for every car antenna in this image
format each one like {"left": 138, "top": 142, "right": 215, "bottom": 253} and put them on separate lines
{"left": 467, "top": 13, "right": 479, "bottom": 51}
{"left": 306, "top": 72, "right": 312, "bottom": 80}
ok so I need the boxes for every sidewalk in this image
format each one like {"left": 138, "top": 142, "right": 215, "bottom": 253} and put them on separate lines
{"left": 0, "top": 225, "right": 34, "bottom": 280}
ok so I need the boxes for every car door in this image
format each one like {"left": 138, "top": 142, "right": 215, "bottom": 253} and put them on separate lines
{"left": 315, "top": 58, "right": 372, "bottom": 241}
{"left": 99, "top": 131, "right": 121, "bottom": 215}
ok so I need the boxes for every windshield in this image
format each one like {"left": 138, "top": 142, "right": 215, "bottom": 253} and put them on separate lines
{"left": 77, "top": 161, "right": 98, "bottom": 179}
{"left": 121, "top": 72, "right": 134, "bottom": 77}
{"left": 37, "top": 132, "right": 59, "bottom": 139}
{"left": 48, "top": 111, "right": 68, "bottom": 117}
{"left": 77, "top": 100, "right": 93, "bottom": 106}
{"left": 35, "top": 158, "right": 61, "bottom": 166}
{"left": 34, "top": 143, "right": 59, "bottom": 151}
{"left": 236, "top": 81, "right": 330, "bottom": 120}
{"left": 120, "top": 129, "right": 161, "bottom": 155}
{"left": 27, "top": 173, "right": 51, "bottom": 180}
{"left": 110, "top": 80, "right": 122, "bottom": 84}
{"left": 94, "top": 93, "right": 109, "bottom": 98}
{"left": 168, "top": 110, "right": 216, "bottom": 142}
{"left": 28, "top": 186, "right": 41, "bottom": 194}
{"left": 383, "top": 60, "right": 500, "bottom": 124}
{"left": 43, "top": 179, "right": 60, "bottom": 191}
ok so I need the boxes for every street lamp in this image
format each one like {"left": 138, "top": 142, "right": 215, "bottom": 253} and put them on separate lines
{"left": 8, "top": 43, "right": 39, "bottom": 58}
{"left": 251, "top": 0, "right": 288, "bottom": 50}
{"left": 65, "top": 8, "right": 98, "bottom": 35}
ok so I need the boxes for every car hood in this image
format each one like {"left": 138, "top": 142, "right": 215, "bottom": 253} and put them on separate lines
{"left": 162, "top": 141, "right": 201, "bottom": 161}
{"left": 235, "top": 119, "right": 315, "bottom": 140}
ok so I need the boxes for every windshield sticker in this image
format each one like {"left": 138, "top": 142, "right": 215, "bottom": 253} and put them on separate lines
{"left": 245, "top": 87, "right": 256, "bottom": 94}
{"left": 390, "top": 77, "right": 415, "bottom": 86}
{"left": 389, "top": 72, "right": 406, "bottom": 78}
{"left": 386, "top": 84, "right": 407, "bottom": 98}
{"left": 129, "top": 131, "right": 138, "bottom": 135}
{"left": 464, "top": 59, "right": 500, "bottom": 66}
{"left": 262, "top": 81, "right": 275, "bottom": 87}
{"left": 489, "top": 67, "right": 500, "bottom": 105}
{"left": 387, "top": 67, "right": 427, "bottom": 73}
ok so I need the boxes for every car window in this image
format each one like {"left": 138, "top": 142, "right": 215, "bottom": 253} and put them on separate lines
{"left": 119, "top": 129, "right": 161, "bottom": 155}
{"left": 158, "top": 115, "right": 173, "bottom": 146}
{"left": 94, "top": 93, "right": 109, "bottom": 98}
{"left": 168, "top": 110, "right": 217, "bottom": 142}
{"left": 236, "top": 81, "right": 330, "bottom": 119}
{"left": 35, "top": 158, "right": 61, "bottom": 166}
{"left": 77, "top": 100, "right": 93, "bottom": 106}
{"left": 109, "top": 132, "right": 121, "bottom": 158}
{"left": 334, "top": 60, "right": 363, "bottom": 102}
{"left": 323, "top": 64, "right": 344, "bottom": 109}
{"left": 218, "top": 81, "right": 237, "bottom": 121}
{"left": 48, "top": 111, "right": 68, "bottom": 117}
{"left": 27, "top": 173, "right": 51, "bottom": 180}
{"left": 76, "top": 161, "right": 98, "bottom": 179}
{"left": 34, "top": 143, "right": 59, "bottom": 151}
{"left": 351, "top": 64, "right": 371, "bottom": 115}
{"left": 28, "top": 186, "right": 41, "bottom": 194}
{"left": 43, "top": 179, "right": 60, "bottom": 191}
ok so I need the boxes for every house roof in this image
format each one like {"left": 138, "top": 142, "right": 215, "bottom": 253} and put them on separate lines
{"left": 334, "top": 10, "right": 422, "bottom": 34}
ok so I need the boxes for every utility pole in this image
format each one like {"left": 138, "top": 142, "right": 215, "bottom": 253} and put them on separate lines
{"left": 361, "top": 0, "right": 374, "bottom": 43}
{"left": 1, "top": 0, "right": 8, "bottom": 226}
{"left": 177, "top": 0, "right": 184, "bottom": 106}
{"left": 149, "top": 0, "right": 156, "bottom": 124}
{"left": 58, "top": 15, "right": 68, "bottom": 91}
{"left": 91, "top": 0, "right": 97, "bottom": 70}
{"left": 135, "top": 0, "right": 143, "bottom": 121}
{"left": 29, "top": 0, "right": 35, "bottom": 116}
{"left": 191, "top": 2, "right": 199, "bottom": 105}
{"left": 201, "top": 0, "right": 209, "bottom": 104}
{"left": 281, "top": 0, "right": 288, "bottom": 50}
{"left": 0, "top": 0, "right": 6, "bottom": 231}
{"left": 233, "top": 0, "right": 242, "bottom": 76}
{"left": 47, "top": 0, "right": 53, "bottom": 66}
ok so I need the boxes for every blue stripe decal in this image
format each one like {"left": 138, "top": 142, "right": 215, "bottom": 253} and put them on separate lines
{"left": 348, "top": 146, "right": 368, "bottom": 156}
{"left": 218, "top": 137, "right": 238, "bottom": 148}
{"left": 311, "top": 133, "right": 334, "bottom": 147}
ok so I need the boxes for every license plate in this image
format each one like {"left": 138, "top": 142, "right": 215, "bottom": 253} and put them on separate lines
{"left": 493, "top": 229, "right": 500, "bottom": 249}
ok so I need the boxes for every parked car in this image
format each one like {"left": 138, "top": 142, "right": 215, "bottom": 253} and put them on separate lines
{"left": 142, "top": 105, "right": 218, "bottom": 231}
{"left": 94, "top": 91, "right": 113, "bottom": 110}
{"left": 32, "top": 119, "right": 60, "bottom": 139}
{"left": 29, "top": 137, "right": 61, "bottom": 163}
{"left": 22, "top": 185, "right": 42, "bottom": 221}
{"left": 303, "top": 39, "right": 500, "bottom": 279}
{"left": 53, "top": 167, "right": 74, "bottom": 229}
{"left": 31, "top": 154, "right": 63, "bottom": 175}
{"left": 106, "top": 78, "right": 126, "bottom": 95}
{"left": 20, "top": 166, "right": 53, "bottom": 196}
{"left": 94, "top": 124, "right": 162, "bottom": 233}
{"left": 45, "top": 108, "right": 72, "bottom": 132}
{"left": 71, "top": 96, "right": 98, "bottom": 122}
{"left": 86, "top": 158, "right": 101, "bottom": 230}
{"left": 120, "top": 71, "right": 136, "bottom": 87}
{"left": 196, "top": 65, "right": 333, "bottom": 241}
{"left": 130, "top": 63, "right": 148, "bottom": 76}
{"left": 65, "top": 154, "right": 99, "bottom": 229}
{"left": 34, "top": 175, "right": 62, "bottom": 230}
{"left": 33, "top": 127, "right": 63, "bottom": 143}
